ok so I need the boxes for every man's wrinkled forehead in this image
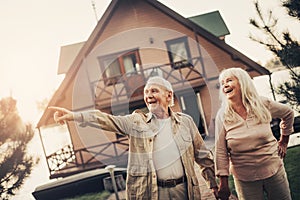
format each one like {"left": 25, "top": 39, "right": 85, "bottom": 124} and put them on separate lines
{"left": 144, "top": 83, "right": 166, "bottom": 91}
{"left": 145, "top": 76, "right": 173, "bottom": 92}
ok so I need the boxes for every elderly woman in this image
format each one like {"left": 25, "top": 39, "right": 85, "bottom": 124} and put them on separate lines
{"left": 215, "top": 68, "right": 294, "bottom": 200}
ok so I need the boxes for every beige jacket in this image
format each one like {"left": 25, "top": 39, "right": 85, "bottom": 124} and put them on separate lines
{"left": 76, "top": 108, "right": 217, "bottom": 200}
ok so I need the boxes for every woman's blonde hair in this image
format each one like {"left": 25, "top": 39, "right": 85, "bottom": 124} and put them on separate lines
{"left": 218, "top": 68, "right": 271, "bottom": 123}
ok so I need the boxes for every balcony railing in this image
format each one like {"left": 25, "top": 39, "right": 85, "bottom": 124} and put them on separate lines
{"left": 91, "top": 57, "right": 205, "bottom": 109}
{"left": 46, "top": 137, "right": 129, "bottom": 178}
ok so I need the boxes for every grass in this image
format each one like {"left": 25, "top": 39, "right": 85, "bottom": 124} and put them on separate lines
{"left": 284, "top": 145, "right": 300, "bottom": 200}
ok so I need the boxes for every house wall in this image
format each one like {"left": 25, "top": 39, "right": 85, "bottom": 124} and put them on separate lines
{"left": 43, "top": 0, "right": 267, "bottom": 177}
{"left": 76, "top": 0, "right": 253, "bottom": 131}
{"left": 70, "top": 0, "right": 256, "bottom": 154}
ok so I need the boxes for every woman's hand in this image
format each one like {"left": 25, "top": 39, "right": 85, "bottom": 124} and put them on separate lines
{"left": 278, "top": 135, "right": 289, "bottom": 159}
{"left": 48, "top": 106, "right": 74, "bottom": 125}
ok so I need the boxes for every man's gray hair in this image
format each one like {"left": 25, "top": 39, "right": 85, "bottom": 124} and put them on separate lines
{"left": 145, "top": 76, "right": 174, "bottom": 106}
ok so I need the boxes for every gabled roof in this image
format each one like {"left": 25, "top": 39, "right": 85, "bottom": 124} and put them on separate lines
{"left": 37, "top": 0, "right": 270, "bottom": 128}
{"left": 147, "top": 0, "right": 269, "bottom": 74}
{"left": 56, "top": 11, "right": 229, "bottom": 76}
{"left": 57, "top": 42, "right": 85, "bottom": 75}
{"left": 188, "top": 10, "right": 230, "bottom": 38}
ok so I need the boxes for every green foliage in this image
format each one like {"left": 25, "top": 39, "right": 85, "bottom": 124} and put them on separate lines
{"left": 275, "top": 33, "right": 300, "bottom": 68}
{"left": 249, "top": 1, "right": 300, "bottom": 111}
{"left": 276, "top": 69, "right": 300, "bottom": 111}
{"left": 0, "top": 97, "right": 23, "bottom": 143}
{"left": 0, "top": 97, "right": 36, "bottom": 199}
{"left": 282, "top": 0, "right": 300, "bottom": 20}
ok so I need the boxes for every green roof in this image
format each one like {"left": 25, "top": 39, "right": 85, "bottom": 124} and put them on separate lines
{"left": 188, "top": 10, "right": 230, "bottom": 37}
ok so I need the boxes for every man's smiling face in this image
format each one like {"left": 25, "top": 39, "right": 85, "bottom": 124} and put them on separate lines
{"left": 144, "top": 84, "right": 171, "bottom": 116}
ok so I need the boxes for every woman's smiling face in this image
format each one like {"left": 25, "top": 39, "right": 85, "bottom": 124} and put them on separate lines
{"left": 221, "top": 75, "right": 241, "bottom": 101}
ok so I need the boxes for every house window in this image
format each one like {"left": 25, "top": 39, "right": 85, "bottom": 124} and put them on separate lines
{"left": 165, "top": 37, "right": 192, "bottom": 69}
{"left": 99, "top": 50, "right": 141, "bottom": 85}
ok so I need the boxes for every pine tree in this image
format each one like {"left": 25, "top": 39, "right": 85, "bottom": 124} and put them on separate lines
{"left": 0, "top": 97, "right": 35, "bottom": 200}
{"left": 249, "top": 0, "right": 300, "bottom": 112}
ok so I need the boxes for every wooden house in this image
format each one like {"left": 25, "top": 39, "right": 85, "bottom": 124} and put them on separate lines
{"left": 36, "top": 0, "right": 270, "bottom": 180}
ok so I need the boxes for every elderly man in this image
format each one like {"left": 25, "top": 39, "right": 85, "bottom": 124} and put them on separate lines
{"left": 50, "top": 76, "right": 218, "bottom": 200}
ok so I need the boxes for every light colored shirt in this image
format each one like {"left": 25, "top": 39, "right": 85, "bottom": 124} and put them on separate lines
{"left": 75, "top": 108, "right": 217, "bottom": 200}
{"left": 153, "top": 118, "right": 185, "bottom": 180}
{"left": 215, "top": 97, "right": 294, "bottom": 181}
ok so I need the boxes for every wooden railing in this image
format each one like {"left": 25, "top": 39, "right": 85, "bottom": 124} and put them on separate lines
{"left": 90, "top": 57, "right": 205, "bottom": 109}
{"left": 46, "top": 137, "right": 129, "bottom": 178}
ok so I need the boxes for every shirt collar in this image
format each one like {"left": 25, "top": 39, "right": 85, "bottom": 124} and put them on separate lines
{"left": 146, "top": 108, "right": 180, "bottom": 123}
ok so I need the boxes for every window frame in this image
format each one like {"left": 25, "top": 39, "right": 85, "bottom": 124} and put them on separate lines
{"left": 98, "top": 49, "right": 141, "bottom": 86}
{"left": 165, "top": 36, "right": 193, "bottom": 69}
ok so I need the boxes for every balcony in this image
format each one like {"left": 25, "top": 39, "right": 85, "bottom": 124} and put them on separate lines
{"left": 91, "top": 56, "right": 206, "bottom": 110}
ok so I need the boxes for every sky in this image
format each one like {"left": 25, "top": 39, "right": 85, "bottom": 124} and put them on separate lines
{"left": 1, "top": 0, "right": 299, "bottom": 199}
{"left": 1, "top": 0, "right": 299, "bottom": 124}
